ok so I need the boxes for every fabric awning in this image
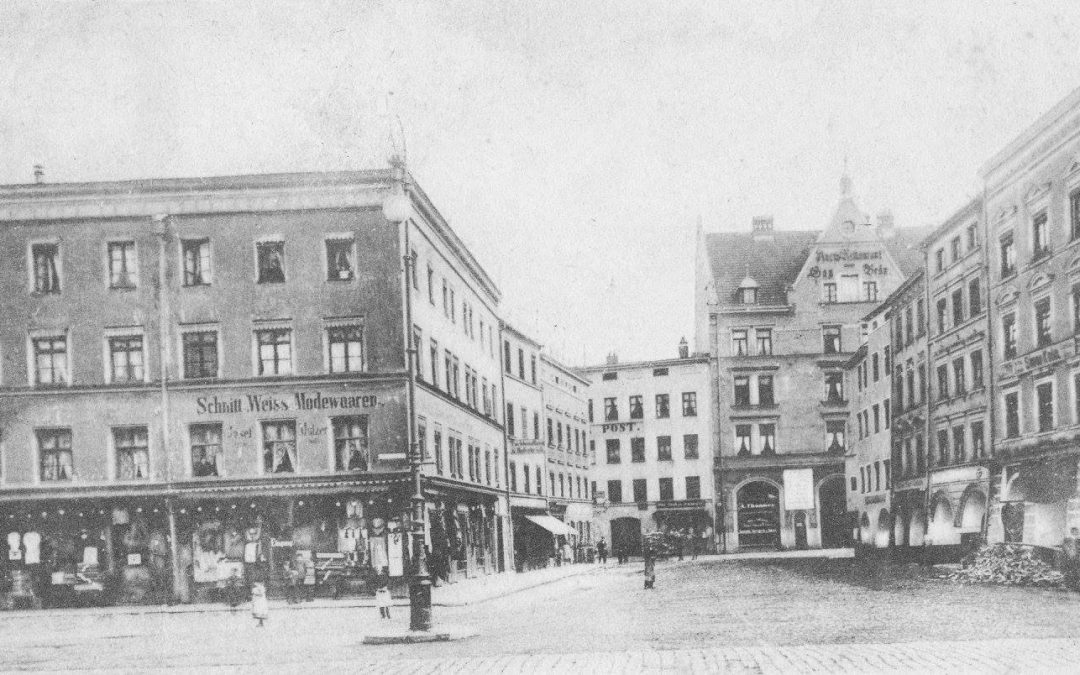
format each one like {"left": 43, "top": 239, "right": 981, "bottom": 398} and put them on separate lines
{"left": 524, "top": 514, "right": 577, "bottom": 537}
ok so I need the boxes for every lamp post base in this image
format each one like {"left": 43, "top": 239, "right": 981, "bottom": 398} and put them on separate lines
{"left": 409, "top": 577, "right": 433, "bottom": 631}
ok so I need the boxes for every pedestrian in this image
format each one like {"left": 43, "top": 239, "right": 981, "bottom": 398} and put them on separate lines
{"left": 690, "top": 531, "right": 699, "bottom": 561}
{"left": 597, "top": 538, "right": 608, "bottom": 564}
{"left": 1064, "top": 527, "right": 1080, "bottom": 592}
{"left": 251, "top": 582, "right": 269, "bottom": 627}
{"left": 375, "top": 566, "right": 392, "bottom": 619}
{"left": 677, "top": 529, "right": 685, "bottom": 561}
{"left": 284, "top": 556, "right": 300, "bottom": 604}
{"left": 562, "top": 540, "right": 573, "bottom": 565}
{"left": 643, "top": 547, "right": 656, "bottom": 589}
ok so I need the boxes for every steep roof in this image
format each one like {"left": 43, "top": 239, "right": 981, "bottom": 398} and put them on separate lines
{"left": 705, "top": 230, "right": 818, "bottom": 306}
{"left": 884, "top": 226, "right": 932, "bottom": 277}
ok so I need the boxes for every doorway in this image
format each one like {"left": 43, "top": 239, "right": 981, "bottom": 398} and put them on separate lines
{"left": 737, "top": 482, "right": 781, "bottom": 549}
{"left": 793, "top": 511, "right": 808, "bottom": 549}
{"left": 818, "top": 475, "right": 848, "bottom": 549}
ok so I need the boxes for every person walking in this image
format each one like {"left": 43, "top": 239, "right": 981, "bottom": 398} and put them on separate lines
{"left": 251, "top": 582, "right": 269, "bottom": 627}
{"left": 597, "top": 538, "right": 608, "bottom": 564}
{"left": 375, "top": 566, "right": 392, "bottom": 619}
{"left": 643, "top": 547, "right": 656, "bottom": 589}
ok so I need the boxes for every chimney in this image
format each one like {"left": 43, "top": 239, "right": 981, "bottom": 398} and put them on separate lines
{"left": 33, "top": 164, "right": 44, "bottom": 184}
{"left": 752, "top": 216, "right": 774, "bottom": 242}
{"left": 876, "top": 209, "right": 895, "bottom": 238}
{"left": 605, "top": 351, "right": 619, "bottom": 366}
{"left": 678, "top": 337, "right": 689, "bottom": 359}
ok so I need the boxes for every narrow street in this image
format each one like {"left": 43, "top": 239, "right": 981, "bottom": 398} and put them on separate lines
{"left": 2, "top": 558, "right": 1079, "bottom": 672}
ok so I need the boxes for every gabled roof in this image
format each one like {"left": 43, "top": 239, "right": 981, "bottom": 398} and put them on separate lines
{"left": 885, "top": 226, "right": 932, "bottom": 277}
{"left": 705, "top": 231, "right": 818, "bottom": 306}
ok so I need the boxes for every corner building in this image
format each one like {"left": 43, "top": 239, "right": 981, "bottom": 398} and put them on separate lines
{"left": 697, "top": 179, "right": 925, "bottom": 551}
{"left": 0, "top": 169, "right": 509, "bottom": 608}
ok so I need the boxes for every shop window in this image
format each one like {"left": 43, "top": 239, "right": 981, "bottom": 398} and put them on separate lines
{"left": 262, "top": 420, "right": 297, "bottom": 474}
{"left": 256, "top": 240, "right": 286, "bottom": 283}
{"left": 682, "top": 392, "right": 697, "bottom": 417}
{"left": 1037, "top": 381, "right": 1055, "bottom": 432}
{"left": 183, "top": 330, "right": 218, "bottom": 379}
{"left": 109, "top": 335, "right": 145, "bottom": 383}
{"left": 656, "top": 436, "right": 671, "bottom": 461}
{"left": 735, "top": 424, "right": 752, "bottom": 456}
{"left": 33, "top": 334, "right": 68, "bottom": 385}
{"left": 755, "top": 328, "right": 773, "bottom": 355}
{"left": 684, "top": 434, "right": 699, "bottom": 459}
{"left": 732, "top": 328, "right": 748, "bottom": 356}
{"left": 114, "top": 426, "right": 150, "bottom": 480}
{"left": 107, "top": 241, "right": 137, "bottom": 289}
{"left": 823, "top": 325, "right": 841, "bottom": 354}
{"left": 685, "top": 476, "right": 701, "bottom": 499}
{"left": 632, "top": 479, "right": 647, "bottom": 503}
{"left": 190, "top": 423, "right": 221, "bottom": 477}
{"left": 659, "top": 478, "right": 674, "bottom": 501}
{"left": 606, "top": 439, "right": 620, "bottom": 464}
{"left": 631, "top": 437, "right": 646, "bottom": 463}
{"left": 256, "top": 328, "right": 293, "bottom": 375}
{"left": 181, "top": 238, "right": 211, "bottom": 286}
{"left": 31, "top": 242, "right": 61, "bottom": 294}
{"left": 629, "top": 395, "right": 643, "bottom": 419}
{"left": 37, "top": 428, "right": 73, "bottom": 481}
{"left": 607, "top": 480, "right": 622, "bottom": 503}
{"left": 604, "top": 397, "right": 618, "bottom": 421}
{"left": 655, "top": 393, "right": 670, "bottom": 418}
{"left": 826, "top": 421, "right": 845, "bottom": 454}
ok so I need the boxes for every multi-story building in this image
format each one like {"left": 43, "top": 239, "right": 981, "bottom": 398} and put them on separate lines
{"left": 539, "top": 354, "right": 594, "bottom": 555}
{"left": 922, "top": 198, "right": 991, "bottom": 556}
{"left": 579, "top": 343, "right": 714, "bottom": 557}
{"left": 697, "top": 178, "right": 925, "bottom": 551}
{"left": 0, "top": 166, "right": 510, "bottom": 607}
{"left": 886, "top": 271, "right": 930, "bottom": 554}
{"left": 845, "top": 305, "right": 893, "bottom": 550}
{"left": 983, "top": 86, "right": 1080, "bottom": 549}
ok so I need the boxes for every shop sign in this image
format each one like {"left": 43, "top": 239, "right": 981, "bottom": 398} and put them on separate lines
{"left": 865, "top": 494, "right": 886, "bottom": 505}
{"left": 783, "top": 469, "right": 815, "bottom": 511}
{"left": 655, "top": 499, "right": 706, "bottom": 511}
{"left": 930, "top": 466, "right": 987, "bottom": 487}
{"left": 600, "top": 422, "right": 639, "bottom": 434}
{"left": 196, "top": 391, "right": 379, "bottom": 415}
{"left": 999, "top": 338, "right": 1076, "bottom": 380}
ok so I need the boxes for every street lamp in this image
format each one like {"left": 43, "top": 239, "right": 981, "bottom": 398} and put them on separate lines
{"left": 383, "top": 156, "right": 432, "bottom": 631}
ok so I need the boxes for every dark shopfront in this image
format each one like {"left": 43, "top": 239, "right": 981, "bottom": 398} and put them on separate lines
{"left": 425, "top": 479, "right": 504, "bottom": 584}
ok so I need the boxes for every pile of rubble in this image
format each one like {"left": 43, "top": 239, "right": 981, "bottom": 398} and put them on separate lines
{"left": 947, "top": 544, "right": 1064, "bottom": 588}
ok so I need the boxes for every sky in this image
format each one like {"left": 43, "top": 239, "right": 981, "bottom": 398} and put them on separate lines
{"left": 2, "top": 1, "right": 1080, "bottom": 365}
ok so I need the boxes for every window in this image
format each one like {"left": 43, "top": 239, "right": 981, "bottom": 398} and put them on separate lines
{"left": 967, "top": 222, "right": 979, "bottom": 250}
{"left": 256, "top": 241, "right": 286, "bottom": 283}
{"left": 755, "top": 328, "right": 773, "bottom": 355}
{"left": 531, "top": 355, "right": 537, "bottom": 384}
{"left": 1073, "top": 285, "right": 1080, "bottom": 334}
{"left": 434, "top": 428, "right": 444, "bottom": 475}
{"left": 1035, "top": 297, "right": 1052, "bottom": 347}
{"left": 758, "top": 375, "right": 775, "bottom": 405}
{"left": 952, "top": 289, "right": 964, "bottom": 327}
{"left": 732, "top": 329, "right": 748, "bottom": 356}
{"left": 505, "top": 402, "right": 515, "bottom": 436}
{"left": 1000, "top": 233, "right": 1016, "bottom": 277}
{"left": 823, "top": 325, "right": 841, "bottom": 354}
{"left": 972, "top": 420, "right": 985, "bottom": 458}
{"left": 107, "top": 241, "right": 137, "bottom": 288}
{"left": 604, "top": 397, "right": 618, "bottom": 421}
{"left": 863, "top": 281, "right": 878, "bottom": 302}
{"left": 884, "top": 398, "right": 890, "bottom": 428}
{"left": 735, "top": 424, "right": 752, "bottom": 456}
{"left": 182, "top": 331, "right": 218, "bottom": 379}
{"left": 1037, "top": 381, "right": 1055, "bottom": 432}
{"left": 917, "top": 364, "right": 926, "bottom": 403}
{"left": 951, "top": 236, "right": 961, "bottom": 263}
{"left": 759, "top": 423, "right": 775, "bottom": 455}
{"left": 629, "top": 395, "right": 643, "bottom": 419}
{"left": 263, "top": 421, "right": 297, "bottom": 473}
{"left": 734, "top": 376, "right": 750, "bottom": 405}
{"left": 427, "top": 265, "right": 435, "bottom": 303}
{"left": 971, "top": 350, "right": 984, "bottom": 388}
{"left": 686, "top": 473, "right": 704, "bottom": 501}
{"left": 937, "top": 364, "right": 949, "bottom": 400}
{"left": 606, "top": 439, "right": 620, "bottom": 464}
{"left": 826, "top": 421, "right": 845, "bottom": 454}
{"left": 823, "top": 282, "right": 837, "bottom": 303}
{"left": 1033, "top": 211, "right": 1049, "bottom": 257}
{"left": 32, "top": 242, "right": 61, "bottom": 293}
{"left": 871, "top": 353, "right": 880, "bottom": 382}
{"left": 34, "top": 427, "right": 75, "bottom": 484}
{"left": 915, "top": 434, "right": 925, "bottom": 474}
{"left": 824, "top": 372, "right": 843, "bottom": 402}
{"left": 182, "top": 238, "right": 211, "bottom": 286}
{"left": 632, "top": 479, "right": 647, "bottom": 503}
{"left": 655, "top": 394, "right": 670, "bottom": 418}
{"left": 444, "top": 280, "right": 451, "bottom": 319}
{"left": 682, "top": 392, "right": 697, "bottom": 416}
{"left": 109, "top": 335, "right": 144, "bottom": 383}
{"left": 410, "top": 249, "right": 419, "bottom": 290}
{"left": 255, "top": 328, "right": 292, "bottom": 375}
{"left": 872, "top": 404, "right": 880, "bottom": 433}
{"left": 935, "top": 248, "right": 945, "bottom": 272}
{"left": 536, "top": 466, "right": 542, "bottom": 495}
{"left": 916, "top": 299, "right": 925, "bottom": 336}
{"left": 509, "top": 461, "right": 517, "bottom": 492}
{"left": 517, "top": 348, "right": 525, "bottom": 379}
{"left": 430, "top": 340, "right": 439, "bottom": 387}
{"left": 33, "top": 334, "right": 68, "bottom": 385}
{"left": 190, "top": 423, "right": 221, "bottom": 477}
{"left": 1004, "top": 391, "right": 1020, "bottom": 438}
{"left": 1003, "top": 313, "right": 1017, "bottom": 359}
{"left": 113, "top": 426, "right": 150, "bottom": 480}
{"left": 905, "top": 306, "right": 915, "bottom": 343}
{"left": 953, "top": 425, "right": 966, "bottom": 463}
{"left": 607, "top": 480, "right": 622, "bottom": 504}
{"left": 1072, "top": 189, "right": 1080, "bottom": 241}
{"left": 953, "top": 358, "right": 966, "bottom": 396}
{"left": 682, "top": 432, "right": 699, "bottom": 457}
{"left": 969, "top": 279, "right": 981, "bottom": 316}
{"left": 546, "top": 418, "right": 553, "bottom": 445}
{"left": 656, "top": 436, "right": 672, "bottom": 461}
{"left": 740, "top": 286, "right": 757, "bottom": 304}
{"left": 326, "top": 238, "right": 355, "bottom": 281}
{"left": 936, "top": 298, "right": 947, "bottom": 334}
{"left": 658, "top": 478, "right": 674, "bottom": 501}
{"left": 936, "top": 429, "right": 949, "bottom": 466}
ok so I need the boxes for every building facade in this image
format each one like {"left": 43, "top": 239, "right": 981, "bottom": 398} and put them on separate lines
{"left": 698, "top": 179, "right": 925, "bottom": 552}
{"left": 579, "top": 346, "right": 714, "bottom": 557}
{"left": 0, "top": 167, "right": 510, "bottom": 608}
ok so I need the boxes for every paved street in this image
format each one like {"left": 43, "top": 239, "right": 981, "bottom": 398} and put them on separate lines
{"left": 2, "top": 557, "right": 1080, "bottom": 672}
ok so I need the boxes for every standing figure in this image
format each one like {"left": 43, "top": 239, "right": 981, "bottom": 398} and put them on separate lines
{"left": 597, "top": 538, "right": 608, "bottom": 564}
{"left": 251, "top": 582, "right": 269, "bottom": 627}
{"left": 1064, "top": 527, "right": 1080, "bottom": 591}
{"left": 375, "top": 566, "right": 392, "bottom": 619}
{"left": 643, "top": 547, "right": 656, "bottom": 589}
{"left": 284, "top": 556, "right": 300, "bottom": 604}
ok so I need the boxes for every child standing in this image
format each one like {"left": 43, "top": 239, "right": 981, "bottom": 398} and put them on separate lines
{"left": 251, "top": 582, "right": 269, "bottom": 627}
{"left": 375, "top": 566, "right": 392, "bottom": 619}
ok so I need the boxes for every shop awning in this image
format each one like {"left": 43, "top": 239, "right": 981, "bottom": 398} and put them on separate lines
{"left": 524, "top": 514, "right": 576, "bottom": 537}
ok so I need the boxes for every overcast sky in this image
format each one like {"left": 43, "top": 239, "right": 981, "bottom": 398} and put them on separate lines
{"left": 2, "top": 1, "right": 1080, "bottom": 364}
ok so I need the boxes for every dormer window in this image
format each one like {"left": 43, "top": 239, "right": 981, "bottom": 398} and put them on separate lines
{"left": 738, "top": 276, "right": 759, "bottom": 304}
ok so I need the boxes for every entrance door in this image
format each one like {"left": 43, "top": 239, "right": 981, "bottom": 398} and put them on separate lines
{"left": 610, "top": 517, "right": 642, "bottom": 557}
{"left": 737, "top": 482, "right": 781, "bottom": 549}
{"left": 794, "top": 512, "right": 808, "bottom": 550}
{"left": 818, "top": 475, "right": 849, "bottom": 549}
